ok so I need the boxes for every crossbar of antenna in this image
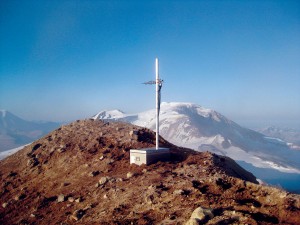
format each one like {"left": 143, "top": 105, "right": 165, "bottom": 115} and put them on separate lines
{"left": 143, "top": 79, "right": 163, "bottom": 85}
{"left": 143, "top": 81, "right": 156, "bottom": 85}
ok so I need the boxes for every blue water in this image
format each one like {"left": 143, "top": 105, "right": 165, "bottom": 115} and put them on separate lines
{"left": 237, "top": 161, "right": 300, "bottom": 194}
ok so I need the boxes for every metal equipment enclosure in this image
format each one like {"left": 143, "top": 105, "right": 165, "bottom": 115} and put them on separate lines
{"left": 130, "top": 148, "right": 170, "bottom": 166}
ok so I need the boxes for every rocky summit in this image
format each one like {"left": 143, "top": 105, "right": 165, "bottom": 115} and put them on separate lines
{"left": 0, "top": 119, "right": 299, "bottom": 225}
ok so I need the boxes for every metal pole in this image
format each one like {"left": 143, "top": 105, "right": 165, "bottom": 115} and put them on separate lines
{"left": 155, "top": 58, "right": 159, "bottom": 150}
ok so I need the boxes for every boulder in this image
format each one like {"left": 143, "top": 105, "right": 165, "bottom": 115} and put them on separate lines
{"left": 185, "top": 218, "right": 199, "bottom": 225}
{"left": 126, "top": 172, "right": 134, "bottom": 178}
{"left": 190, "top": 206, "right": 214, "bottom": 221}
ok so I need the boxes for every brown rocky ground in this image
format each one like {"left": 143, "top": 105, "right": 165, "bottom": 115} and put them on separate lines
{"left": 0, "top": 119, "right": 299, "bottom": 225}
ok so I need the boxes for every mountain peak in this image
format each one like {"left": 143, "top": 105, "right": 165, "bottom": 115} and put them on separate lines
{"left": 92, "top": 109, "right": 125, "bottom": 120}
{"left": 0, "top": 111, "right": 61, "bottom": 151}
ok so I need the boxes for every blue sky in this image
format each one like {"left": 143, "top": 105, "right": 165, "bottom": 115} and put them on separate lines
{"left": 0, "top": 0, "right": 299, "bottom": 128}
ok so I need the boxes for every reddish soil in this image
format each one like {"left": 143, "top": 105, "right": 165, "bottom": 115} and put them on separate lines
{"left": 0, "top": 120, "right": 299, "bottom": 225}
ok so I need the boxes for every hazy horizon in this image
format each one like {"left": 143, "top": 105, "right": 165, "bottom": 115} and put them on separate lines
{"left": 1, "top": 1, "right": 299, "bottom": 128}
{"left": 1, "top": 103, "right": 300, "bottom": 131}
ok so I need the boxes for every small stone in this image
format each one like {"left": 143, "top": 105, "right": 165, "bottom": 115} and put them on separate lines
{"left": 2, "top": 202, "right": 8, "bottom": 208}
{"left": 173, "top": 189, "right": 184, "bottom": 195}
{"left": 27, "top": 158, "right": 39, "bottom": 167}
{"left": 129, "top": 130, "right": 138, "bottom": 136}
{"left": 30, "top": 214, "right": 35, "bottom": 218}
{"left": 190, "top": 207, "right": 214, "bottom": 221}
{"left": 99, "top": 156, "right": 104, "bottom": 160}
{"left": 75, "top": 197, "right": 82, "bottom": 203}
{"left": 116, "top": 178, "right": 123, "bottom": 182}
{"left": 68, "top": 197, "right": 75, "bottom": 202}
{"left": 49, "top": 147, "right": 55, "bottom": 153}
{"left": 99, "top": 177, "right": 109, "bottom": 185}
{"left": 95, "top": 183, "right": 100, "bottom": 188}
{"left": 89, "top": 171, "right": 100, "bottom": 177}
{"left": 148, "top": 185, "right": 155, "bottom": 190}
{"left": 57, "top": 194, "right": 65, "bottom": 203}
{"left": 142, "top": 169, "right": 147, "bottom": 173}
{"left": 126, "top": 172, "right": 134, "bottom": 178}
{"left": 14, "top": 193, "right": 26, "bottom": 201}
{"left": 57, "top": 148, "right": 65, "bottom": 153}
{"left": 103, "top": 194, "right": 108, "bottom": 199}
{"left": 71, "top": 209, "right": 85, "bottom": 221}
{"left": 107, "top": 159, "right": 115, "bottom": 164}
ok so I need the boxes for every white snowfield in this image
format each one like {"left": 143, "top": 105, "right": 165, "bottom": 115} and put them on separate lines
{"left": 93, "top": 102, "right": 300, "bottom": 174}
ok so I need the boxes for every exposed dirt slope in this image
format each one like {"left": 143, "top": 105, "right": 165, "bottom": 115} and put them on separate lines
{"left": 0, "top": 120, "right": 299, "bottom": 225}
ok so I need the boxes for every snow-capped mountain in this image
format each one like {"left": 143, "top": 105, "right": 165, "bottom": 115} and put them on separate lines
{"left": 93, "top": 102, "right": 300, "bottom": 174}
{"left": 93, "top": 109, "right": 126, "bottom": 120}
{"left": 0, "top": 110, "right": 60, "bottom": 151}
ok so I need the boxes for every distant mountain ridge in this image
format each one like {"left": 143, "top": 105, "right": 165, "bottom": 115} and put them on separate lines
{"left": 93, "top": 102, "right": 300, "bottom": 174}
{"left": 0, "top": 110, "right": 61, "bottom": 151}
{"left": 257, "top": 126, "right": 300, "bottom": 146}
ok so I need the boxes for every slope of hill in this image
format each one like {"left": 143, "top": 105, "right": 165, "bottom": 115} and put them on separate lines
{"left": 93, "top": 102, "right": 300, "bottom": 174}
{"left": 0, "top": 120, "right": 299, "bottom": 224}
{"left": 0, "top": 110, "right": 60, "bottom": 151}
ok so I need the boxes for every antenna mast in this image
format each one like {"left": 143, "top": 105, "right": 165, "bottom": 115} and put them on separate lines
{"left": 143, "top": 58, "right": 163, "bottom": 150}
{"left": 130, "top": 58, "right": 169, "bottom": 166}
{"left": 155, "top": 58, "right": 160, "bottom": 150}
